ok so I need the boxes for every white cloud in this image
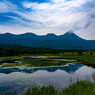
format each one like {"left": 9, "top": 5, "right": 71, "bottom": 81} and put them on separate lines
{"left": 76, "top": 18, "right": 95, "bottom": 40}
{"left": 0, "top": 0, "right": 95, "bottom": 40}
{"left": 0, "top": 0, "right": 18, "bottom": 13}
{"left": 20, "top": 0, "right": 91, "bottom": 31}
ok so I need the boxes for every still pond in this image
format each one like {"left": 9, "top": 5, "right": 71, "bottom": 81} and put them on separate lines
{"left": 0, "top": 62, "right": 95, "bottom": 95}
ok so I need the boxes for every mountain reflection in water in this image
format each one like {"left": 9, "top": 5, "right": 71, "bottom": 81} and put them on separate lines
{"left": 0, "top": 63, "right": 83, "bottom": 74}
{"left": 0, "top": 62, "right": 95, "bottom": 95}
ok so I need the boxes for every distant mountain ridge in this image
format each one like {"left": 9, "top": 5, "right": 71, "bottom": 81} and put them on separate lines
{"left": 0, "top": 31, "right": 95, "bottom": 50}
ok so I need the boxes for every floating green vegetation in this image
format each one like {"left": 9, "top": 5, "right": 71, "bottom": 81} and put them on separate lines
{"left": 19, "top": 58, "right": 74, "bottom": 67}
{"left": 0, "top": 62, "right": 21, "bottom": 68}
{"left": 0, "top": 50, "right": 95, "bottom": 68}
{"left": 24, "top": 81, "right": 95, "bottom": 95}
{"left": 0, "top": 56, "right": 75, "bottom": 68}
{"left": 0, "top": 56, "right": 22, "bottom": 60}
{"left": 58, "top": 51, "right": 95, "bottom": 67}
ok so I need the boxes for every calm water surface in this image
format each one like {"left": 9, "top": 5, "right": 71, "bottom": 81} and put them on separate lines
{"left": 0, "top": 62, "right": 95, "bottom": 95}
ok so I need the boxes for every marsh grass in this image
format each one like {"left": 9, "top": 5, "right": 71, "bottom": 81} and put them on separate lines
{"left": 0, "top": 56, "right": 22, "bottom": 60}
{"left": 0, "top": 63, "right": 20, "bottom": 68}
{"left": 48, "top": 51, "right": 95, "bottom": 66}
{"left": 24, "top": 81, "right": 95, "bottom": 95}
{"left": 0, "top": 57, "right": 74, "bottom": 68}
{"left": 0, "top": 51, "right": 95, "bottom": 68}
{"left": 19, "top": 59, "right": 72, "bottom": 67}
{"left": 25, "top": 86, "right": 57, "bottom": 95}
{"left": 60, "top": 52, "right": 95, "bottom": 66}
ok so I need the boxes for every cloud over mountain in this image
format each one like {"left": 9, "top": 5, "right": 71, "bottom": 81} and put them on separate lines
{"left": 0, "top": 0, "right": 95, "bottom": 39}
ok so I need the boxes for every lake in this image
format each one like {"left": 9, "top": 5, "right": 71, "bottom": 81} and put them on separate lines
{"left": 0, "top": 62, "right": 95, "bottom": 95}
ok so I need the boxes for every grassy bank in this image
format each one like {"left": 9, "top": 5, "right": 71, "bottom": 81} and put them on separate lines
{"left": 58, "top": 51, "right": 95, "bottom": 67}
{"left": 19, "top": 59, "right": 72, "bottom": 67}
{"left": 25, "top": 81, "right": 95, "bottom": 95}
{"left": 0, "top": 57, "right": 75, "bottom": 68}
{"left": 0, "top": 51, "right": 95, "bottom": 68}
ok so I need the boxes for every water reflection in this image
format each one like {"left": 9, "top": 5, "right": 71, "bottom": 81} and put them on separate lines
{"left": 0, "top": 63, "right": 83, "bottom": 74}
{"left": 0, "top": 62, "right": 95, "bottom": 95}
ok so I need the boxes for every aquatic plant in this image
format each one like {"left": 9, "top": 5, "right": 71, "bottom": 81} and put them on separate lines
{"left": 24, "top": 81, "right": 95, "bottom": 95}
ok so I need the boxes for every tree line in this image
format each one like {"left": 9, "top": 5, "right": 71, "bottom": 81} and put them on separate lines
{"left": 0, "top": 48, "right": 64, "bottom": 57}
{"left": 0, "top": 47, "right": 94, "bottom": 57}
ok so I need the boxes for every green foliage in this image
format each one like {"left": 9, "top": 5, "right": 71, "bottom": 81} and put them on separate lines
{"left": 77, "top": 51, "right": 83, "bottom": 56}
{"left": 61, "top": 81, "right": 95, "bottom": 95}
{"left": 90, "top": 52, "right": 93, "bottom": 56}
{"left": 60, "top": 51, "right": 95, "bottom": 67}
{"left": 0, "top": 47, "right": 64, "bottom": 57}
{"left": 24, "top": 86, "right": 57, "bottom": 95}
{"left": 25, "top": 88, "right": 31, "bottom": 95}
{"left": 0, "top": 56, "right": 74, "bottom": 68}
{"left": 19, "top": 58, "right": 71, "bottom": 67}
{"left": 25, "top": 81, "right": 95, "bottom": 95}
{"left": 0, "top": 50, "right": 95, "bottom": 68}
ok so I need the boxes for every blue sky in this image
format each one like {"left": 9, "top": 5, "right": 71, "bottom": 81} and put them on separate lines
{"left": 0, "top": 0, "right": 95, "bottom": 39}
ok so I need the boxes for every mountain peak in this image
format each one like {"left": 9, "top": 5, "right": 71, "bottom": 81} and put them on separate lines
{"left": 4, "top": 32, "right": 14, "bottom": 35}
{"left": 64, "top": 31, "right": 77, "bottom": 36}
{"left": 67, "top": 30, "right": 74, "bottom": 34}
{"left": 46, "top": 33, "right": 57, "bottom": 36}
{"left": 0, "top": 31, "right": 94, "bottom": 50}
{"left": 18, "top": 32, "right": 38, "bottom": 38}
{"left": 20, "top": 32, "right": 37, "bottom": 36}
{"left": 62, "top": 31, "right": 83, "bottom": 40}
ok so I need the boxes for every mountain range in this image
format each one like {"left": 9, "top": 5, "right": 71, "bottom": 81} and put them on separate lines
{"left": 0, "top": 31, "right": 95, "bottom": 50}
